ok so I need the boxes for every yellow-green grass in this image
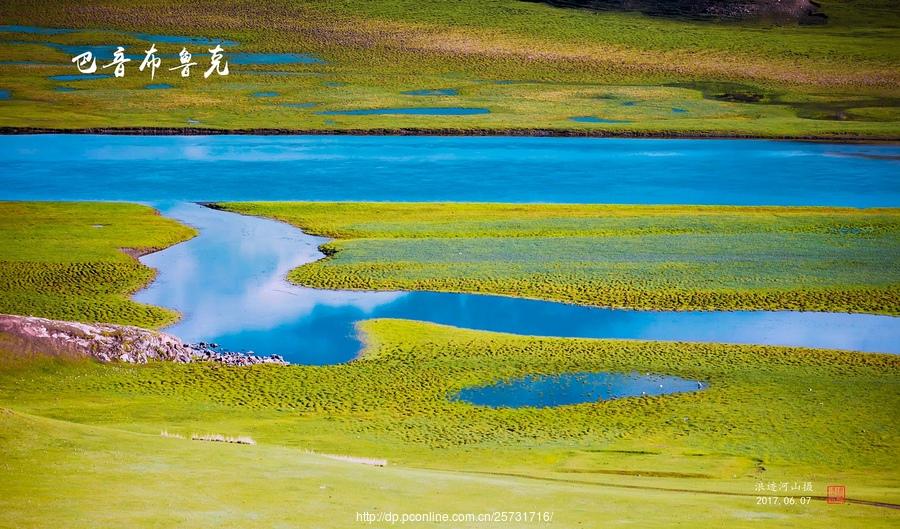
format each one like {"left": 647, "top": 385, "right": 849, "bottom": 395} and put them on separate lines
{"left": 3, "top": 411, "right": 892, "bottom": 529}
{"left": 1, "top": 319, "right": 899, "bottom": 527}
{"left": 0, "top": 0, "right": 898, "bottom": 138}
{"left": 0, "top": 201, "right": 195, "bottom": 327}
{"left": 219, "top": 202, "right": 900, "bottom": 314}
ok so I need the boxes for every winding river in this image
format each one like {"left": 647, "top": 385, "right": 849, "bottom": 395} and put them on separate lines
{"left": 134, "top": 202, "right": 899, "bottom": 363}
{"left": 1, "top": 135, "right": 898, "bottom": 364}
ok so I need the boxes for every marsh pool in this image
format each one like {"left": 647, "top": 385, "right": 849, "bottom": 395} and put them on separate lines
{"left": 454, "top": 372, "right": 705, "bottom": 408}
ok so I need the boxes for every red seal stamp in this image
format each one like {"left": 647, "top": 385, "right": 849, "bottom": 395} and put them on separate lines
{"left": 826, "top": 485, "right": 846, "bottom": 504}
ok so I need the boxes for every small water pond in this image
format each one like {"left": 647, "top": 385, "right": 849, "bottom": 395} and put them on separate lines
{"left": 0, "top": 25, "right": 75, "bottom": 35}
{"left": 319, "top": 107, "right": 490, "bottom": 116}
{"left": 49, "top": 73, "right": 112, "bottom": 81}
{"left": 144, "top": 83, "right": 173, "bottom": 90}
{"left": 2, "top": 26, "right": 323, "bottom": 66}
{"left": 20, "top": 42, "right": 159, "bottom": 61}
{"left": 454, "top": 372, "right": 705, "bottom": 408}
{"left": 251, "top": 91, "right": 278, "bottom": 97}
{"left": 0, "top": 89, "right": 9, "bottom": 100}
{"left": 402, "top": 88, "right": 459, "bottom": 96}
{"left": 230, "top": 53, "right": 322, "bottom": 65}
{"left": 0, "top": 60, "right": 62, "bottom": 65}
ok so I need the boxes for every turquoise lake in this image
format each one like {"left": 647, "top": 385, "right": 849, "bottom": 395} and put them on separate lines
{"left": 401, "top": 89, "right": 459, "bottom": 96}
{"left": 0, "top": 135, "right": 897, "bottom": 205}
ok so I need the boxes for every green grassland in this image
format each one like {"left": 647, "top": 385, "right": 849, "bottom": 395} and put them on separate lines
{"left": 220, "top": 202, "right": 900, "bottom": 314}
{"left": 0, "top": 0, "right": 898, "bottom": 137}
{"left": 0, "top": 201, "right": 898, "bottom": 527}
{"left": 1, "top": 319, "right": 899, "bottom": 527}
{"left": 0, "top": 202, "right": 195, "bottom": 327}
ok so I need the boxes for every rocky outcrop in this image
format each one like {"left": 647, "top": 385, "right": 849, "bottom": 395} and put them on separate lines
{"left": 523, "top": 0, "right": 828, "bottom": 24}
{"left": 0, "top": 314, "right": 287, "bottom": 365}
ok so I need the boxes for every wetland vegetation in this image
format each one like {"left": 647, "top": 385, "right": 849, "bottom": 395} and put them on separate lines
{"left": 0, "top": 202, "right": 195, "bottom": 327}
{"left": 220, "top": 202, "right": 900, "bottom": 314}
{"left": 0, "top": 200, "right": 897, "bottom": 527}
{"left": 1, "top": 1, "right": 898, "bottom": 524}
{"left": 1, "top": 318, "right": 899, "bottom": 527}
{"left": 0, "top": 0, "right": 898, "bottom": 137}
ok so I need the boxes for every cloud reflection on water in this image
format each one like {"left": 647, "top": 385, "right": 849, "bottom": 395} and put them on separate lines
{"left": 133, "top": 203, "right": 900, "bottom": 364}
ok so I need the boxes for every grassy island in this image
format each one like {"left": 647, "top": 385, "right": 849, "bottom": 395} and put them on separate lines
{"left": 221, "top": 202, "right": 900, "bottom": 314}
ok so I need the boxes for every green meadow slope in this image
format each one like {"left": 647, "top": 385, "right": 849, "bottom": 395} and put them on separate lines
{"left": 0, "top": 0, "right": 898, "bottom": 137}
{"left": 221, "top": 202, "right": 900, "bottom": 314}
{"left": 1, "top": 319, "right": 899, "bottom": 528}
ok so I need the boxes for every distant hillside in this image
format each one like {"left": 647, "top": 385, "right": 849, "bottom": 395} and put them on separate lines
{"left": 524, "top": 0, "right": 828, "bottom": 24}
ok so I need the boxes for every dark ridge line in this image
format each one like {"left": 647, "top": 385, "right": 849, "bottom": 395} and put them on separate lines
{"left": 0, "top": 126, "right": 898, "bottom": 143}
